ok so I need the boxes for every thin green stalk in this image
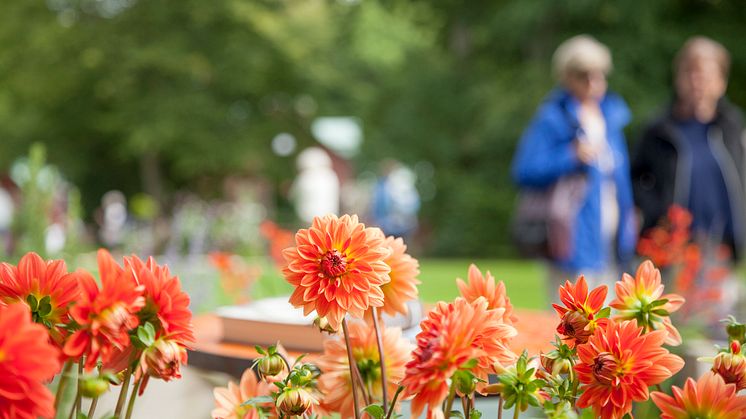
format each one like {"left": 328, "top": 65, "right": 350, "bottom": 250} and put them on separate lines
{"left": 124, "top": 378, "right": 142, "bottom": 419}
{"left": 114, "top": 369, "right": 132, "bottom": 417}
{"left": 512, "top": 404, "right": 520, "bottom": 419}
{"left": 87, "top": 396, "right": 99, "bottom": 419}
{"left": 342, "top": 319, "right": 362, "bottom": 419}
{"left": 371, "top": 308, "right": 390, "bottom": 416}
{"left": 384, "top": 386, "right": 404, "bottom": 419}
{"left": 444, "top": 383, "right": 456, "bottom": 418}
{"left": 461, "top": 396, "right": 469, "bottom": 417}
{"left": 498, "top": 396, "right": 503, "bottom": 419}
{"left": 54, "top": 360, "right": 74, "bottom": 410}
{"left": 68, "top": 362, "right": 84, "bottom": 419}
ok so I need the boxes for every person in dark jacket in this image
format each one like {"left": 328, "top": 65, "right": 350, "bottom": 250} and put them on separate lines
{"left": 512, "top": 35, "right": 637, "bottom": 299}
{"left": 632, "top": 36, "right": 746, "bottom": 261}
{"left": 632, "top": 37, "right": 745, "bottom": 332}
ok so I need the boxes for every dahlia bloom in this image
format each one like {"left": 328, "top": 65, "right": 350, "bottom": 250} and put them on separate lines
{"left": 317, "top": 321, "right": 412, "bottom": 417}
{"left": 710, "top": 341, "right": 746, "bottom": 391}
{"left": 610, "top": 260, "right": 685, "bottom": 346}
{"left": 282, "top": 214, "right": 391, "bottom": 330}
{"left": 0, "top": 252, "right": 80, "bottom": 346}
{"left": 552, "top": 275, "right": 609, "bottom": 347}
{"left": 651, "top": 372, "right": 746, "bottom": 419}
{"left": 401, "top": 297, "right": 517, "bottom": 417}
{"left": 377, "top": 234, "right": 420, "bottom": 317}
{"left": 457, "top": 263, "right": 517, "bottom": 325}
{"left": 575, "top": 319, "right": 685, "bottom": 419}
{"left": 0, "top": 303, "right": 61, "bottom": 419}
{"left": 63, "top": 250, "right": 145, "bottom": 370}
{"left": 212, "top": 368, "right": 273, "bottom": 419}
{"left": 137, "top": 338, "right": 187, "bottom": 382}
{"left": 125, "top": 254, "right": 195, "bottom": 346}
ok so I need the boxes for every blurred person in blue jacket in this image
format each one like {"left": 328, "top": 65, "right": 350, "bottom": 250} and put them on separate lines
{"left": 511, "top": 35, "right": 637, "bottom": 296}
{"left": 371, "top": 159, "right": 420, "bottom": 240}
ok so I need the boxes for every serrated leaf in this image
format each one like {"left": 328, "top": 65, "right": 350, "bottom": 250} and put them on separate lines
{"left": 362, "top": 404, "right": 385, "bottom": 419}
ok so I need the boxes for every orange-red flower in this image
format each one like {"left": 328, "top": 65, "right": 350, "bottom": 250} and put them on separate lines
{"left": 125, "top": 254, "right": 195, "bottom": 346}
{"left": 282, "top": 214, "right": 391, "bottom": 330}
{"left": 610, "top": 260, "right": 685, "bottom": 346}
{"left": 212, "top": 367, "right": 273, "bottom": 419}
{"left": 575, "top": 319, "right": 685, "bottom": 419}
{"left": 63, "top": 250, "right": 145, "bottom": 370}
{"left": 137, "top": 338, "right": 187, "bottom": 382}
{"left": 651, "top": 372, "right": 746, "bottom": 419}
{"left": 401, "top": 297, "right": 517, "bottom": 417}
{"left": 377, "top": 235, "right": 420, "bottom": 317}
{"left": 457, "top": 264, "right": 517, "bottom": 325}
{"left": 0, "top": 303, "right": 61, "bottom": 419}
{"left": 552, "top": 275, "right": 608, "bottom": 347}
{"left": 317, "top": 321, "right": 413, "bottom": 417}
{"left": 0, "top": 252, "right": 80, "bottom": 346}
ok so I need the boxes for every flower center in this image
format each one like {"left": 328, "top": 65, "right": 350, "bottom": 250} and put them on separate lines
{"left": 320, "top": 250, "right": 347, "bottom": 278}
{"left": 592, "top": 352, "right": 617, "bottom": 385}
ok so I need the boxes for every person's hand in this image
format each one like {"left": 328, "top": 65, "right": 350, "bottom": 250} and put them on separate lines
{"left": 574, "top": 140, "right": 596, "bottom": 165}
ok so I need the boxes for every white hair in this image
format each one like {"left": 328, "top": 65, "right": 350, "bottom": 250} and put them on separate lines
{"left": 552, "top": 35, "right": 612, "bottom": 82}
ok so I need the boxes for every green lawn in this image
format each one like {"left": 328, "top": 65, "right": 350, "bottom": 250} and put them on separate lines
{"left": 249, "top": 258, "right": 548, "bottom": 311}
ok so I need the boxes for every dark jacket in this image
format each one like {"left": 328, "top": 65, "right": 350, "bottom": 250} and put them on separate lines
{"left": 511, "top": 89, "right": 637, "bottom": 272}
{"left": 631, "top": 98, "right": 746, "bottom": 259}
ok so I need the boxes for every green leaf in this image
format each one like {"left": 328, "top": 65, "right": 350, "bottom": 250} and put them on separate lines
{"left": 652, "top": 309, "right": 670, "bottom": 316}
{"left": 136, "top": 324, "right": 154, "bottom": 347}
{"left": 470, "top": 409, "right": 482, "bottom": 419}
{"left": 254, "top": 345, "right": 267, "bottom": 355}
{"left": 241, "top": 396, "right": 274, "bottom": 407}
{"left": 448, "top": 410, "right": 464, "bottom": 419}
{"left": 77, "top": 413, "right": 88, "bottom": 419}
{"left": 649, "top": 298, "right": 669, "bottom": 308}
{"left": 596, "top": 307, "right": 611, "bottom": 319}
{"left": 26, "top": 294, "right": 38, "bottom": 311}
{"left": 362, "top": 404, "right": 385, "bottom": 419}
{"left": 460, "top": 358, "right": 479, "bottom": 369}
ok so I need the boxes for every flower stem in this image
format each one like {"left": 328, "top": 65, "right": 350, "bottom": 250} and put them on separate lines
{"left": 444, "top": 383, "right": 456, "bottom": 418}
{"left": 512, "top": 405, "right": 520, "bottom": 419}
{"left": 54, "top": 360, "right": 74, "bottom": 411}
{"left": 87, "top": 396, "right": 99, "bottom": 419}
{"left": 461, "top": 395, "right": 469, "bottom": 417}
{"left": 342, "top": 318, "right": 362, "bottom": 419}
{"left": 384, "top": 386, "right": 404, "bottom": 419}
{"left": 498, "top": 396, "right": 503, "bottom": 419}
{"left": 371, "top": 307, "right": 390, "bottom": 415}
{"left": 114, "top": 368, "right": 132, "bottom": 417}
{"left": 124, "top": 378, "right": 142, "bottom": 419}
{"left": 68, "top": 362, "right": 84, "bottom": 419}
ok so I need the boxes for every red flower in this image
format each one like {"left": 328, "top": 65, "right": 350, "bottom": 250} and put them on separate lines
{"left": 651, "top": 372, "right": 746, "bottom": 419}
{"left": 0, "top": 252, "right": 80, "bottom": 347}
{"left": 0, "top": 303, "right": 61, "bottom": 419}
{"left": 552, "top": 275, "right": 608, "bottom": 347}
{"left": 63, "top": 250, "right": 145, "bottom": 370}
{"left": 282, "top": 214, "right": 391, "bottom": 330}
{"left": 575, "top": 319, "right": 685, "bottom": 419}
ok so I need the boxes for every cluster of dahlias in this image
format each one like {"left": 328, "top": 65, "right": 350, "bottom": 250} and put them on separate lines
{"left": 212, "top": 213, "right": 746, "bottom": 419}
{"left": 0, "top": 250, "right": 194, "bottom": 419}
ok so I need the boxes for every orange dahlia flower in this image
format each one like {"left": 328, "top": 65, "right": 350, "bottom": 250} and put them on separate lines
{"left": 610, "top": 260, "right": 685, "bottom": 346}
{"left": 401, "top": 297, "right": 517, "bottom": 417}
{"left": 317, "top": 321, "right": 412, "bottom": 417}
{"left": 575, "top": 319, "right": 685, "bottom": 419}
{"left": 125, "top": 254, "right": 195, "bottom": 346}
{"left": 710, "top": 341, "right": 746, "bottom": 391}
{"left": 552, "top": 275, "right": 609, "bottom": 347}
{"left": 457, "top": 263, "right": 517, "bottom": 325}
{"left": 0, "top": 303, "right": 61, "bottom": 419}
{"left": 377, "top": 234, "right": 420, "bottom": 317}
{"left": 212, "top": 368, "right": 273, "bottom": 419}
{"left": 63, "top": 250, "right": 145, "bottom": 370}
{"left": 0, "top": 252, "right": 80, "bottom": 346}
{"left": 282, "top": 214, "right": 391, "bottom": 330}
{"left": 651, "top": 372, "right": 746, "bottom": 419}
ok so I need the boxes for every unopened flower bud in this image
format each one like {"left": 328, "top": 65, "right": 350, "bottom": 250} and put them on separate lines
{"left": 540, "top": 353, "right": 572, "bottom": 376}
{"left": 452, "top": 370, "right": 476, "bottom": 394}
{"left": 140, "top": 339, "right": 187, "bottom": 381}
{"left": 712, "top": 351, "right": 746, "bottom": 391}
{"left": 257, "top": 353, "right": 285, "bottom": 377}
{"left": 80, "top": 377, "right": 110, "bottom": 398}
{"left": 482, "top": 383, "right": 504, "bottom": 395}
{"left": 276, "top": 387, "right": 316, "bottom": 416}
{"left": 557, "top": 311, "right": 592, "bottom": 344}
{"left": 314, "top": 316, "right": 337, "bottom": 334}
{"left": 725, "top": 321, "right": 746, "bottom": 343}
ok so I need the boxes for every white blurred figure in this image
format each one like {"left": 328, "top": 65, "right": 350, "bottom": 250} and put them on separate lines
{"left": 290, "top": 147, "right": 340, "bottom": 223}
{"left": 99, "top": 190, "right": 128, "bottom": 247}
